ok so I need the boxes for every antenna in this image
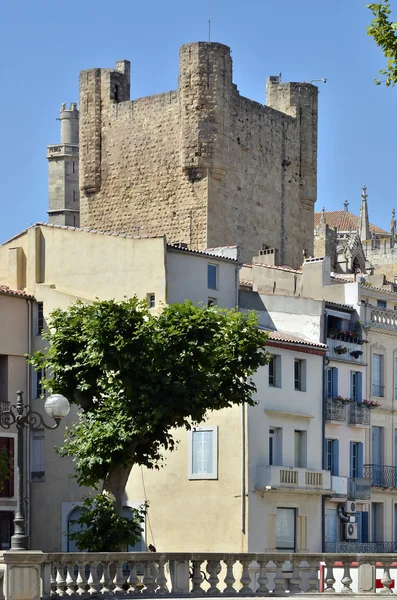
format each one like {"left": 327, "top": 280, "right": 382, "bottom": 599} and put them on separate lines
{"left": 208, "top": 0, "right": 211, "bottom": 42}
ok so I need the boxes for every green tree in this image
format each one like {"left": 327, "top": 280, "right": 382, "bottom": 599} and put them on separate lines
{"left": 29, "top": 298, "right": 268, "bottom": 511}
{"left": 0, "top": 447, "right": 10, "bottom": 492}
{"left": 367, "top": 1, "right": 397, "bottom": 85}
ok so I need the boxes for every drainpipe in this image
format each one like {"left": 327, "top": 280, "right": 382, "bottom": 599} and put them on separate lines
{"left": 241, "top": 402, "right": 246, "bottom": 537}
{"left": 25, "top": 299, "right": 32, "bottom": 547}
{"left": 322, "top": 307, "right": 328, "bottom": 552}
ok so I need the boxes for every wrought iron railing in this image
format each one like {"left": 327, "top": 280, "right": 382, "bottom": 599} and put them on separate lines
{"left": 372, "top": 384, "right": 385, "bottom": 398}
{"left": 364, "top": 464, "right": 397, "bottom": 488}
{"left": 324, "top": 542, "right": 396, "bottom": 553}
{"left": 325, "top": 398, "right": 346, "bottom": 422}
{"left": 348, "top": 477, "right": 371, "bottom": 500}
{"left": 349, "top": 404, "right": 370, "bottom": 426}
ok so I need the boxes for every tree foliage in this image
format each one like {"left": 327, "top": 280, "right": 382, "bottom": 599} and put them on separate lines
{"left": 0, "top": 448, "right": 10, "bottom": 492}
{"left": 68, "top": 493, "right": 146, "bottom": 552}
{"left": 367, "top": 2, "right": 397, "bottom": 85}
{"left": 29, "top": 298, "right": 268, "bottom": 499}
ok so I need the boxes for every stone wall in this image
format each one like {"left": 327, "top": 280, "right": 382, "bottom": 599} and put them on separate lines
{"left": 79, "top": 42, "right": 318, "bottom": 267}
{"left": 363, "top": 240, "right": 397, "bottom": 279}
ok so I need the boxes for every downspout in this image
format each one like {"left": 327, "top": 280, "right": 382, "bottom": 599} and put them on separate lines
{"left": 322, "top": 307, "right": 328, "bottom": 552}
{"left": 241, "top": 402, "right": 246, "bottom": 537}
{"left": 26, "top": 299, "right": 32, "bottom": 547}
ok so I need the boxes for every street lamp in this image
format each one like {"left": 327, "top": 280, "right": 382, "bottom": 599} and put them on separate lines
{"left": 0, "top": 390, "right": 70, "bottom": 550}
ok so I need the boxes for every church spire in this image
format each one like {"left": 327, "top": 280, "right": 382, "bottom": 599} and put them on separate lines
{"left": 391, "top": 208, "right": 396, "bottom": 247}
{"left": 358, "top": 185, "right": 370, "bottom": 241}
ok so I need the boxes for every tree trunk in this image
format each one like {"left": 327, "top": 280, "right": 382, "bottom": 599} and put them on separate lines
{"left": 102, "top": 464, "right": 133, "bottom": 514}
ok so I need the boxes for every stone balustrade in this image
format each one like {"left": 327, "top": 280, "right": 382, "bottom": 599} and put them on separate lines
{"left": 47, "top": 143, "right": 79, "bottom": 157}
{"left": 2, "top": 551, "right": 397, "bottom": 598}
{"left": 371, "top": 307, "right": 397, "bottom": 330}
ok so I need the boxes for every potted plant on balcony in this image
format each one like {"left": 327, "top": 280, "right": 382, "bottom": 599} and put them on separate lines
{"left": 335, "top": 345, "right": 349, "bottom": 355}
{"left": 350, "top": 350, "right": 363, "bottom": 359}
{"left": 362, "top": 399, "right": 380, "bottom": 409}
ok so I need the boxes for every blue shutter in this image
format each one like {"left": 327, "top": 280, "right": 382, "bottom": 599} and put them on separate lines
{"left": 350, "top": 442, "right": 354, "bottom": 478}
{"left": 357, "top": 442, "right": 364, "bottom": 478}
{"left": 350, "top": 371, "right": 354, "bottom": 399}
{"left": 357, "top": 372, "right": 363, "bottom": 403}
{"left": 362, "top": 512, "right": 369, "bottom": 543}
{"left": 332, "top": 368, "right": 338, "bottom": 398}
{"left": 332, "top": 439, "right": 339, "bottom": 476}
{"left": 324, "top": 437, "right": 329, "bottom": 470}
{"left": 356, "top": 512, "right": 362, "bottom": 543}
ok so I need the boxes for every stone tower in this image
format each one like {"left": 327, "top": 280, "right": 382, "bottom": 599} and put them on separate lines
{"left": 47, "top": 103, "right": 80, "bottom": 226}
{"left": 358, "top": 185, "right": 370, "bottom": 242}
{"left": 78, "top": 43, "right": 318, "bottom": 267}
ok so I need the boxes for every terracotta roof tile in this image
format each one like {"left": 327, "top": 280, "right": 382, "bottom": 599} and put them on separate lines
{"left": 252, "top": 262, "right": 302, "bottom": 273}
{"left": 0, "top": 285, "right": 33, "bottom": 299}
{"left": 265, "top": 329, "right": 327, "bottom": 349}
{"left": 314, "top": 211, "right": 387, "bottom": 234}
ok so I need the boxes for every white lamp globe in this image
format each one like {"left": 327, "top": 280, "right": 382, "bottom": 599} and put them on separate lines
{"left": 44, "top": 394, "right": 70, "bottom": 420}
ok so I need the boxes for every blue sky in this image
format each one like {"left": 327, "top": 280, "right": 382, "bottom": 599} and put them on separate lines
{"left": 0, "top": 0, "right": 395, "bottom": 243}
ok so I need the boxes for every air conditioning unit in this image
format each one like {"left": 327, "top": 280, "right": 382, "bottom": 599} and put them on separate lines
{"left": 344, "top": 522, "right": 358, "bottom": 540}
{"left": 344, "top": 500, "right": 357, "bottom": 514}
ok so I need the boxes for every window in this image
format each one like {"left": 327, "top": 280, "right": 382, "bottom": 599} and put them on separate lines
{"left": 188, "top": 426, "right": 218, "bottom": 480}
{"left": 269, "top": 427, "right": 281, "bottom": 466}
{"left": 147, "top": 294, "right": 155, "bottom": 309}
{"left": 73, "top": 190, "right": 76, "bottom": 202}
{"left": 325, "top": 438, "right": 339, "bottom": 476}
{"left": 207, "top": 264, "right": 218, "bottom": 290}
{"left": 395, "top": 358, "right": 397, "bottom": 400}
{"left": 36, "top": 302, "right": 44, "bottom": 336}
{"left": 327, "top": 367, "right": 338, "bottom": 398}
{"left": 372, "top": 354, "right": 384, "bottom": 397}
{"left": 294, "top": 430, "right": 307, "bottom": 468}
{"left": 377, "top": 300, "right": 387, "bottom": 309}
{"left": 294, "top": 359, "right": 306, "bottom": 392}
{"left": 0, "top": 437, "right": 14, "bottom": 498}
{"left": 30, "top": 430, "right": 45, "bottom": 482}
{"left": 276, "top": 508, "right": 296, "bottom": 551}
{"left": 350, "top": 441, "right": 363, "bottom": 479}
{"left": 269, "top": 355, "right": 281, "bottom": 388}
{"left": 72, "top": 161, "right": 75, "bottom": 174}
{"left": 34, "top": 369, "right": 44, "bottom": 399}
{"left": 208, "top": 297, "right": 217, "bottom": 307}
{"left": 350, "top": 371, "right": 362, "bottom": 402}
{"left": 0, "top": 511, "right": 14, "bottom": 550}
{"left": 67, "top": 505, "right": 87, "bottom": 552}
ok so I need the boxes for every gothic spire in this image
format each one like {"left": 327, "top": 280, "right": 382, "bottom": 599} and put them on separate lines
{"left": 320, "top": 206, "right": 326, "bottom": 226}
{"left": 358, "top": 185, "right": 370, "bottom": 241}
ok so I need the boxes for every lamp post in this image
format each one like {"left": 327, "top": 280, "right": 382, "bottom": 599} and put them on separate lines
{"left": 0, "top": 390, "right": 70, "bottom": 550}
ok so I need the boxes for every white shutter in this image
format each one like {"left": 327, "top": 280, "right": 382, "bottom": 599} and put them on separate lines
{"left": 373, "top": 354, "right": 381, "bottom": 387}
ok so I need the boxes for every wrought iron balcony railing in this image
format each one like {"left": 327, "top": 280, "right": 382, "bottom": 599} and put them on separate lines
{"left": 349, "top": 403, "right": 371, "bottom": 426}
{"left": 364, "top": 464, "right": 397, "bottom": 488}
{"left": 325, "top": 398, "right": 346, "bottom": 422}
{"left": 324, "top": 542, "right": 396, "bottom": 553}
{"left": 348, "top": 477, "right": 371, "bottom": 500}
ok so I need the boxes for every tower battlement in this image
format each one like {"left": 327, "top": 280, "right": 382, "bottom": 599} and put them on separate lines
{"left": 78, "top": 42, "right": 318, "bottom": 267}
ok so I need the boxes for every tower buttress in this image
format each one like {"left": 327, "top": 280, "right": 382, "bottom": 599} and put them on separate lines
{"left": 358, "top": 185, "right": 370, "bottom": 242}
{"left": 47, "top": 103, "right": 80, "bottom": 227}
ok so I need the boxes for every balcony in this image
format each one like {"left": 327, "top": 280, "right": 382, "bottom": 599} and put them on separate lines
{"left": 324, "top": 542, "right": 395, "bottom": 553}
{"left": 364, "top": 464, "right": 397, "bottom": 489}
{"left": 46, "top": 143, "right": 79, "bottom": 158}
{"left": 327, "top": 337, "right": 364, "bottom": 363}
{"left": 256, "top": 465, "right": 332, "bottom": 494}
{"left": 348, "top": 477, "right": 371, "bottom": 500}
{"left": 371, "top": 306, "right": 397, "bottom": 331}
{"left": 349, "top": 403, "right": 371, "bottom": 427}
{"left": 325, "top": 398, "right": 346, "bottom": 422}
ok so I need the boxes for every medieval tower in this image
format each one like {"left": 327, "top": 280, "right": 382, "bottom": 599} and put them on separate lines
{"left": 47, "top": 103, "right": 80, "bottom": 227}
{"left": 77, "top": 42, "right": 318, "bottom": 267}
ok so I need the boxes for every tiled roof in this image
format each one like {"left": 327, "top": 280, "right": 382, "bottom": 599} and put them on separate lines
{"left": 0, "top": 285, "right": 33, "bottom": 299}
{"left": 265, "top": 329, "right": 327, "bottom": 349}
{"left": 314, "top": 211, "right": 387, "bottom": 234}
{"left": 167, "top": 244, "right": 239, "bottom": 263}
{"left": 240, "top": 280, "right": 253, "bottom": 287}
{"left": 361, "top": 284, "right": 397, "bottom": 297}
{"left": 252, "top": 262, "right": 302, "bottom": 273}
{"left": 325, "top": 300, "right": 355, "bottom": 311}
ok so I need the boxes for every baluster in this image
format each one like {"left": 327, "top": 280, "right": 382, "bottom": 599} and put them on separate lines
{"left": 306, "top": 559, "right": 319, "bottom": 593}
{"left": 127, "top": 561, "right": 140, "bottom": 594}
{"left": 380, "top": 562, "right": 393, "bottom": 594}
{"left": 87, "top": 562, "right": 101, "bottom": 595}
{"left": 100, "top": 561, "right": 113, "bottom": 595}
{"left": 239, "top": 558, "right": 253, "bottom": 595}
{"left": 112, "top": 561, "right": 126, "bottom": 595}
{"left": 223, "top": 557, "right": 237, "bottom": 595}
{"left": 50, "top": 565, "right": 57, "bottom": 596}
{"left": 142, "top": 561, "right": 156, "bottom": 594}
{"left": 155, "top": 557, "right": 168, "bottom": 595}
{"left": 289, "top": 559, "right": 302, "bottom": 594}
{"left": 273, "top": 560, "right": 286, "bottom": 595}
{"left": 75, "top": 562, "right": 88, "bottom": 596}
{"left": 55, "top": 562, "right": 67, "bottom": 597}
{"left": 206, "top": 560, "right": 221, "bottom": 595}
{"left": 256, "top": 559, "right": 268, "bottom": 595}
{"left": 191, "top": 559, "right": 204, "bottom": 594}
{"left": 65, "top": 562, "right": 76, "bottom": 597}
{"left": 340, "top": 560, "right": 353, "bottom": 593}
{"left": 324, "top": 561, "right": 336, "bottom": 593}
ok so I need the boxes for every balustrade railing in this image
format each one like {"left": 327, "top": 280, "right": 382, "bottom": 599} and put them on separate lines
{"left": 371, "top": 307, "right": 397, "bottom": 330}
{"left": 4, "top": 551, "right": 397, "bottom": 597}
{"left": 324, "top": 542, "right": 395, "bottom": 553}
{"left": 325, "top": 398, "right": 346, "bottom": 422}
{"left": 349, "top": 403, "right": 371, "bottom": 426}
{"left": 47, "top": 144, "right": 79, "bottom": 157}
{"left": 364, "top": 464, "right": 397, "bottom": 488}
